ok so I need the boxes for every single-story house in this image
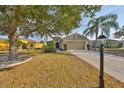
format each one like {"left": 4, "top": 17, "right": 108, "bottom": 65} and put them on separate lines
{"left": 0, "top": 38, "right": 9, "bottom": 51}
{"left": 18, "top": 39, "right": 44, "bottom": 49}
{"left": 120, "top": 40, "right": 124, "bottom": 48}
{"left": 90, "top": 39, "right": 123, "bottom": 49}
{"left": 53, "top": 33, "right": 89, "bottom": 50}
{"left": 0, "top": 38, "right": 43, "bottom": 51}
{"left": 29, "top": 40, "right": 43, "bottom": 49}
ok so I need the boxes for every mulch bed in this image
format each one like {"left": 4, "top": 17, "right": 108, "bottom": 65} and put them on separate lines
{"left": 0, "top": 54, "right": 31, "bottom": 69}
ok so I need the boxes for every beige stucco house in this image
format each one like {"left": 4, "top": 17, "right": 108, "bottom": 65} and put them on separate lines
{"left": 53, "top": 33, "right": 89, "bottom": 50}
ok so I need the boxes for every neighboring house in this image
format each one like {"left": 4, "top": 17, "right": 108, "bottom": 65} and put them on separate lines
{"left": 53, "top": 33, "right": 89, "bottom": 50}
{"left": 0, "top": 38, "right": 43, "bottom": 50}
{"left": 105, "top": 39, "right": 122, "bottom": 48}
{"left": 120, "top": 40, "right": 124, "bottom": 48}
{"left": 29, "top": 40, "right": 43, "bottom": 49}
{"left": 18, "top": 39, "right": 43, "bottom": 49}
{"left": 90, "top": 39, "right": 123, "bottom": 49}
{"left": 0, "top": 38, "right": 9, "bottom": 51}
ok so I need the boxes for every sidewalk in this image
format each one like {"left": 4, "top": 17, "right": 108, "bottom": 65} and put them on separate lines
{"left": 69, "top": 50, "right": 124, "bottom": 83}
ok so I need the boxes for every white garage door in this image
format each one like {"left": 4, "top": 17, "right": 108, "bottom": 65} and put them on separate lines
{"left": 67, "top": 41, "right": 85, "bottom": 50}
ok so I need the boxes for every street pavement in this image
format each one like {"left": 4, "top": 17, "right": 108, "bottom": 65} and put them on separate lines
{"left": 69, "top": 50, "right": 124, "bottom": 83}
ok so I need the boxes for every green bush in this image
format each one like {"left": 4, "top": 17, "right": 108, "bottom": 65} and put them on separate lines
{"left": 118, "top": 43, "right": 123, "bottom": 48}
{"left": 43, "top": 41, "right": 56, "bottom": 53}
{"left": 64, "top": 44, "right": 67, "bottom": 51}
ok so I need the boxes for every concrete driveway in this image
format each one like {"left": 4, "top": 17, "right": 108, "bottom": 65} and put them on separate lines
{"left": 69, "top": 50, "right": 124, "bottom": 83}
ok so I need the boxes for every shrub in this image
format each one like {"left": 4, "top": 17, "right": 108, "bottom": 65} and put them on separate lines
{"left": 43, "top": 41, "right": 56, "bottom": 53}
{"left": 44, "top": 46, "right": 56, "bottom": 53}
{"left": 64, "top": 44, "right": 67, "bottom": 51}
{"left": 118, "top": 43, "right": 123, "bottom": 48}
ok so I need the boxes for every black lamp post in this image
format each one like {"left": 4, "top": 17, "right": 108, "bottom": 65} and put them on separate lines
{"left": 97, "top": 34, "right": 106, "bottom": 88}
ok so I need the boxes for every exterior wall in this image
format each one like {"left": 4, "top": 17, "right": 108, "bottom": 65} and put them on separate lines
{"left": 0, "top": 41, "right": 9, "bottom": 51}
{"left": 123, "top": 42, "right": 124, "bottom": 47}
{"left": 19, "top": 39, "right": 43, "bottom": 49}
{"left": 85, "top": 40, "right": 89, "bottom": 50}
{"left": 28, "top": 42, "right": 43, "bottom": 49}
{"left": 59, "top": 40, "right": 64, "bottom": 49}
{"left": 32, "top": 42, "right": 43, "bottom": 49}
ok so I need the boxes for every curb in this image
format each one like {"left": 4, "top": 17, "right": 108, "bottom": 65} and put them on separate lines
{"left": 0, "top": 57, "right": 32, "bottom": 70}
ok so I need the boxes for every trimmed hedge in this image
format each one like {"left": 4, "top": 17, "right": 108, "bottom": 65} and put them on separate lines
{"left": 43, "top": 41, "right": 56, "bottom": 53}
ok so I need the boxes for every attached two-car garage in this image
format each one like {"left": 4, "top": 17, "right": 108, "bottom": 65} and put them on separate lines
{"left": 59, "top": 33, "right": 89, "bottom": 50}
{"left": 66, "top": 40, "right": 86, "bottom": 50}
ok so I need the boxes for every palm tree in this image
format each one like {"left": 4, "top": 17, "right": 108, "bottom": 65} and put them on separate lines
{"left": 83, "top": 14, "right": 119, "bottom": 50}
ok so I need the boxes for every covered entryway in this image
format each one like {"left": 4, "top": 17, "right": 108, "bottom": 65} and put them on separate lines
{"left": 55, "top": 42, "right": 60, "bottom": 49}
{"left": 22, "top": 43, "right": 27, "bottom": 49}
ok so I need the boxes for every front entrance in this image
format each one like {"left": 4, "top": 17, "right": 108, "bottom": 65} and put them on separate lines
{"left": 22, "top": 44, "right": 27, "bottom": 49}
{"left": 56, "top": 42, "right": 59, "bottom": 49}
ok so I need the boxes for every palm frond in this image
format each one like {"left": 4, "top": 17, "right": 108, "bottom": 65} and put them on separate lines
{"left": 102, "top": 24, "right": 110, "bottom": 37}
{"left": 102, "top": 21, "right": 119, "bottom": 30}
{"left": 99, "top": 13, "right": 118, "bottom": 23}
{"left": 83, "top": 28, "right": 89, "bottom": 35}
{"left": 83, "top": 25, "right": 96, "bottom": 38}
{"left": 87, "top": 19, "right": 95, "bottom": 26}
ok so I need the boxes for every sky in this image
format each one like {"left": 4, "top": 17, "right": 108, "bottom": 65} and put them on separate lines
{"left": 1, "top": 5, "right": 124, "bottom": 41}
{"left": 75, "top": 5, "right": 124, "bottom": 40}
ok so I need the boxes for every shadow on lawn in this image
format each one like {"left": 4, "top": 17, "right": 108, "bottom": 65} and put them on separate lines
{"left": 41, "top": 52, "right": 73, "bottom": 56}
{"left": 0, "top": 67, "right": 15, "bottom": 72}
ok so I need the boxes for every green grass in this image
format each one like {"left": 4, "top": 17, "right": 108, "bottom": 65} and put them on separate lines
{"left": 18, "top": 49, "right": 42, "bottom": 55}
{"left": 0, "top": 53, "right": 124, "bottom": 88}
{"left": 0, "top": 49, "right": 42, "bottom": 55}
{"left": 104, "top": 48, "right": 124, "bottom": 57}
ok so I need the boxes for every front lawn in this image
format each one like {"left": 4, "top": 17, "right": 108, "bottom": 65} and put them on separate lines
{"left": 105, "top": 48, "right": 124, "bottom": 57}
{"left": 0, "top": 53, "right": 124, "bottom": 88}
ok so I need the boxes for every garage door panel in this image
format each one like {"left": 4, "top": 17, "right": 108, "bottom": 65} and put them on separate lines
{"left": 67, "top": 41, "right": 85, "bottom": 50}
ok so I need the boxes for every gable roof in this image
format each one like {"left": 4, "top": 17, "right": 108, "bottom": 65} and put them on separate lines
{"left": 62, "top": 33, "right": 88, "bottom": 41}
{"left": 52, "top": 37, "right": 61, "bottom": 42}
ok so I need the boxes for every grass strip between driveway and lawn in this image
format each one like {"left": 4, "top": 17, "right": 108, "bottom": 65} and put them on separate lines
{"left": 0, "top": 52, "right": 124, "bottom": 88}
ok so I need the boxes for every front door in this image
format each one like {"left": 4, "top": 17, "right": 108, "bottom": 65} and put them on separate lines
{"left": 22, "top": 44, "right": 27, "bottom": 49}
{"left": 56, "top": 42, "right": 59, "bottom": 49}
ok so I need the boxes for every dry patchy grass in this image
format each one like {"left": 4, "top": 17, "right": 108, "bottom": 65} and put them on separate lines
{"left": 0, "top": 53, "right": 124, "bottom": 88}
{"left": 18, "top": 49, "right": 42, "bottom": 55}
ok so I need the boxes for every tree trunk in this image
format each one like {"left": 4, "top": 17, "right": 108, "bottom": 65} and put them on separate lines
{"left": 94, "top": 26, "right": 99, "bottom": 51}
{"left": 95, "top": 36, "right": 97, "bottom": 51}
{"left": 8, "top": 35, "right": 18, "bottom": 61}
{"left": 7, "top": 6, "right": 21, "bottom": 61}
{"left": 95, "top": 31, "right": 98, "bottom": 51}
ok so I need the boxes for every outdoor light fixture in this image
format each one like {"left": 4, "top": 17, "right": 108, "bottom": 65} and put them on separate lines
{"left": 97, "top": 33, "right": 107, "bottom": 88}
{"left": 98, "top": 34, "right": 106, "bottom": 44}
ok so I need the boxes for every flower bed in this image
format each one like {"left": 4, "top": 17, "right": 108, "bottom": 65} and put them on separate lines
{"left": 0, "top": 54, "right": 32, "bottom": 70}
